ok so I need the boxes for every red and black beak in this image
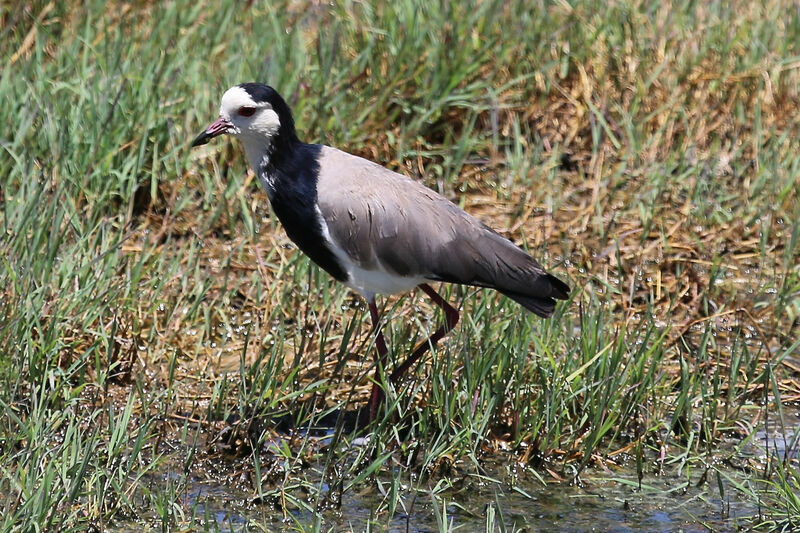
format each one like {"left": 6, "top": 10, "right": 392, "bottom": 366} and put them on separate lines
{"left": 191, "top": 116, "right": 233, "bottom": 147}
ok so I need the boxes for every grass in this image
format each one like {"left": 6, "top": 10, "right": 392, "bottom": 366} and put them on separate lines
{"left": 1, "top": 0, "right": 799, "bottom": 530}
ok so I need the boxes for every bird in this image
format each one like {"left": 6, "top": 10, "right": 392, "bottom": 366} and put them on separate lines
{"left": 191, "top": 83, "right": 570, "bottom": 422}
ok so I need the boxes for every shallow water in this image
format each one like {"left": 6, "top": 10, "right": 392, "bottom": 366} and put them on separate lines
{"left": 115, "top": 450, "right": 758, "bottom": 532}
{"left": 106, "top": 406, "right": 800, "bottom": 531}
{"left": 753, "top": 409, "right": 800, "bottom": 461}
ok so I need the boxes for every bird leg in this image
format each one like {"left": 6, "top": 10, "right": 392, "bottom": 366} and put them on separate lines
{"left": 389, "top": 283, "right": 460, "bottom": 384}
{"left": 366, "top": 284, "right": 459, "bottom": 422}
{"left": 367, "top": 298, "right": 388, "bottom": 421}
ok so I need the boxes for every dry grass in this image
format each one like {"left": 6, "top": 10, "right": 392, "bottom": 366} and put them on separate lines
{"left": 2, "top": 0, "right": 800, "bottom": 529}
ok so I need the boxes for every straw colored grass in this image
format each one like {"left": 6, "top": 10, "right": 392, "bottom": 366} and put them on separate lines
{"left": 1, "top": 0, "right": 799, "bottom": 529}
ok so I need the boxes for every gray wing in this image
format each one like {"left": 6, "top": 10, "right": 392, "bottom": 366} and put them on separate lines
{"left": 315, "top": 146, "right": 569, "bottom": 316}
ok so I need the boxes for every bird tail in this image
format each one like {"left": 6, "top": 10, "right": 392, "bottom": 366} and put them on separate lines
{"left": 500, "top": 274, "right": 570, "bottom": 318}
{"left": 500, "top": 292, "right": 556, "bottom": 318}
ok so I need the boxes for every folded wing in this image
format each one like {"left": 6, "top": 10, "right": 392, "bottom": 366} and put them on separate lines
{"left": 315, "top": 147, "right": 569, "bottom": 317}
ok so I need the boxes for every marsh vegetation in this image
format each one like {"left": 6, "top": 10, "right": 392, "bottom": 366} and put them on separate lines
{"left": 1, "top": 0, "right": 799, "bottom": 530}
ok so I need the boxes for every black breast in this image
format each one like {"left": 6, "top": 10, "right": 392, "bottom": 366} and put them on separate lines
{"left": 263, "top": 143, "right": 349, "bottom": 282}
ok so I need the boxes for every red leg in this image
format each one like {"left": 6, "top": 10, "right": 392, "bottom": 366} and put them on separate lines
{"left": 368, "top": 298, "right": 388, "bottom": 421}
{"left": 389, "top": 283, "right": 459, "bottom": 384}
{"left": 365, "top": 285, "right": 459, "bottom": 422}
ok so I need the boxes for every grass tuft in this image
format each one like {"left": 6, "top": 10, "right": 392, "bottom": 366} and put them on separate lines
{"left": 1, "top": 0, "right": 799, "bottom": 529}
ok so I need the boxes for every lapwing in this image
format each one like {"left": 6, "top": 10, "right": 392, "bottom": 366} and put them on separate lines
{"left": 192, "top": 83, "right": 570, "bottom": 421}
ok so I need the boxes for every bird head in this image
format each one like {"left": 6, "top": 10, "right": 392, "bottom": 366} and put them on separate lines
{"left": 191, "top": 83, "right": 295, "bottom": 148}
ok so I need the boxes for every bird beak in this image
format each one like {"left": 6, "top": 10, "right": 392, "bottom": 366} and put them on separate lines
{"left": 191, "top": 116, "right": 233, "bottom": 147}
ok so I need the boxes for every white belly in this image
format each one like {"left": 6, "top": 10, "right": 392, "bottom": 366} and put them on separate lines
{"left": 340, "top": 261, "right": 426, "bottom": 299}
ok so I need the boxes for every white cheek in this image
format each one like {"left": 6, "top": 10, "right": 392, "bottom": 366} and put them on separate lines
{"left": 252, "top": 109, "right": 280, "bottom": 137}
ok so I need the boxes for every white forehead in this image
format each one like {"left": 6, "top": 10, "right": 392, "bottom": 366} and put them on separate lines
{"left": 219, "top": 86, "right": 257, "bottom": 116}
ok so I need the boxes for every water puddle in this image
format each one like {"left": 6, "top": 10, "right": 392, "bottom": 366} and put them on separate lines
{"left": 109, "top": 433, "right": 772, "bottom": 532}
{"left": 753, "top": 409, "right": 800, "bottom": 461}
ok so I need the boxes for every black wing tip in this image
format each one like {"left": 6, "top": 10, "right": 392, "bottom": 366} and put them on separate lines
{"left": 501, "top": 292, "right": 557, "bottom": 318}
{"left": 547, "top": 273, "right": 571, "bottom": 300}
{"left": 500, "top": 273, "right": 570, "bottom": 318}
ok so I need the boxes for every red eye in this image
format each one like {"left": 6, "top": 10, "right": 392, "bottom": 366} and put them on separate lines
{"left": 238, "top": 106, "right": 256, "bottom": 117}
